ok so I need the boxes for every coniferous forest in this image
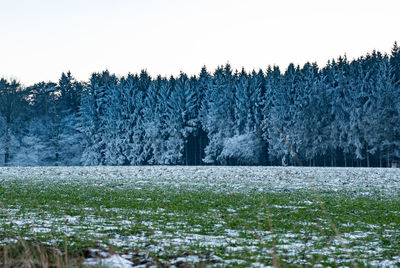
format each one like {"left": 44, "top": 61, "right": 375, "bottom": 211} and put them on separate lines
{"left": 1, "top": 44, "right": 400, "bottom": 167}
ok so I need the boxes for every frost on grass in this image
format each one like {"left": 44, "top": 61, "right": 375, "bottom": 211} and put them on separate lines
{"left": 0, "top": 166, "right": 399, "bottom": 195}
{"left": 84, "top": 254, "right": 133, "bottom": 268}
{"left": 0, "top": 166, "right": 399, "bottom": 267}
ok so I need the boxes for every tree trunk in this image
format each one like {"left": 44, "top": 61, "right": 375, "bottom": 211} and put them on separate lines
{"left": 4, "top": 145, "right": 9, "bottom": 166}
{"left": 4, "top": 127, "right": 10, "bottom": 166}
{"left": 199, "top": 132, "right": 203, "bottom": 165}
{"left": 387, "top": 147, "right": 390, "bottom": 168}
{"left": 344, "top": 152, "right": 347, "bottom": 167}
{"left": 194, "top": 135, "right": 198, "bottom": 165}
{"left": 366, "top": 144, "right": 370, "bottom": 168}
{"left": 185, "top": 142, "right": 188, "bottom": 166}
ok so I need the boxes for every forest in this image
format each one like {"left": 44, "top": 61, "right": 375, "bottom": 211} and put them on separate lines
{"left": 0, "top": 43, "right": 399, "bottom": 167}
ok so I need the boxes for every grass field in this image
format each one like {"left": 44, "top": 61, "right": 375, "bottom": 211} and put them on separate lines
{"left": 0, "top": 166, "right": 399, "bottom": 267}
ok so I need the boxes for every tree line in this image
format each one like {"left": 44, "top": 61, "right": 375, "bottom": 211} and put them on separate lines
{"left": 1, "top": 43, "right": 399, "bottom": 167}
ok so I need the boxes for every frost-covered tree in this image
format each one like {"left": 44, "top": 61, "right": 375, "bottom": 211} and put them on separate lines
{"left": 103, "top": 80, "right": 128, "bottom": 165}
{"left": 142, "top": 79, "right": 170, "bottom": 164}
{"left": 2, "top": 43, "right": 400, "bottom": 167}
{"left": 234, "top": 69, "right": 252, "bottom": 134}
{"left": 326, "top": 57, "right": 353, "bottom": 166}
{"left": 225, "top": 69, "right": 265, "bottom": 165}
{"left": 118, "top": 74, "right": 141, "bottom": 164}
{"left": 142, "top": 77, "right": 170, "bottom": 164}
{"left": 125, "top": 71, "right": 151, "bottom": 165}
{"left": 346, "top": 58, "right": 372, "bottom": 164}
{"left": 196, "top": 66, "right": 212, "bottom": 164}
{"left": 79, "top": 80, "right": 100, "bottom": 165}
{"left": 262, "top": 66, "right": 281, "bottom": 165}
{"left": 163, "top": 73, "right": 190, "bottom": 164}
{"left": 390, "top": 42, "right": 400, "bottom": 85}
{"left": 58, "top": 113, "right": 82, "bottom": 165}
{"left": 364, "top": 55, "right": 400, "bottom": 166}
{"left": 201, "top": 65, "right": 236, "bottom": 164}
{"left": 0, "top": 79, "right": 28, "bottom": 165}
{"left": 295, "top": 62, "right": 331, "bottom": 165}
{"left": 10, "top": 119, "right": 46, "bottom": 166}
{"left": 0, "top": 116, "right": 5, "bottom": 165}
{"left": 266, "top": 64, "right": 300, "bottom": 165}
{"left": 251, "top": 70, "right": 265, "bottom": 131}
{"left": 79, "top": 71, "right": 118, "bottom": 165}
{"left": 220, "top": 133, "right": 264, "bottom": 165}
{"left": 58, "top": 71, "right": 81, "bottom": 113}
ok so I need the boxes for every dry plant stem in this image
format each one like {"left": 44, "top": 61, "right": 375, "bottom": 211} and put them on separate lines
{"left": 36, "top": 241, "right": 48, "bottom": 268}
{"left": 64, "top": 235, "right": 68, "bottom": 267}
{"left": 3, "top": 245, "right": 8, "bottom": 268}
{"left": 18, "top": 237, "right": 33, "bottom": 267}
{"left": 1, "top": 189, "right": 67, "bottom": 268}
{"left": 55, "top": 247, "right": 64, "bottom": 268}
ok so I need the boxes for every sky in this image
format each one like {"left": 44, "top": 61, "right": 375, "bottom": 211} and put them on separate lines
{"left": 1, "top": 0, "right": 399, "bottom": 86}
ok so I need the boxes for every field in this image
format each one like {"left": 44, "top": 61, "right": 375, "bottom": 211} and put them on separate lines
{"left": 0, "top": 166, "right": 399, "bottom": 267}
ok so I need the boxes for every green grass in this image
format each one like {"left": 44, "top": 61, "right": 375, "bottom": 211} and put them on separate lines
{"left": 0, "top": 172, "right": 399, "bottom": 267}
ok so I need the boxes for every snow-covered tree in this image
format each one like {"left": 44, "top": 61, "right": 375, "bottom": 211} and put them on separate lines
{"left": 265, "top": 64, "right": 300, "bottom": 165}
{"left": 0, "top": 79, "right": 28, "bottom": 166}
{"left": 2, "top": 43, "right": 400, "bottom": 167}
{"left": 163, "top": 73, "right": 189, "bottom": 164}
{"left": 220, "top": 133, "right": 264, "bottom": 165}
{"left": 10, "top": 119, "right": 46, "bottom": 166}
{"left": 79, "top": 71, "right": 118, "bottom": 165}
{"left": 201, "top": 65, "right": 236, "bottom": 164}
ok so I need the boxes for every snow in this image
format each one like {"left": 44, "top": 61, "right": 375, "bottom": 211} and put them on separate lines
{"left": 0, "top": 166, "right": 399, "bottom": 267}
{"left": 1, "top": 166, "right": 399, "bottom": 196}
{"left": 84, "top": 254, "right": 133, "bottom": 268}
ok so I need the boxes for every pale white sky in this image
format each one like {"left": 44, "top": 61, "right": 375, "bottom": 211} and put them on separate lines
{"left": 1, "top": 0, "right": 399, "bottom": 85}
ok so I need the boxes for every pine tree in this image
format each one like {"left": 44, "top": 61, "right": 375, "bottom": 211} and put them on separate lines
{"left": 119, "top": 74, "right": 140, "bottom": 164}
{"left": 202, "top": 64, "right": 235, "bottom": 164}
{"left": 79, "top": 79, "right": 100, "bottom": 165}
{"left": 103, "top": 80, "right": 127, "bottom": 165}
{"left": 58, "top": 113, "right": 83, "bottom": 165}
{"left": 390, "top": 41, "right": 400, "bottom": 85}
{"left": 164, "top": 73, "right": 188, "bottom": 164}
{"left": 142, "top": 81, "right": 160, "bottom": 164}
{"left": 372, "top": 56, "right": 400, "bottom": 166}
{"left": 197, "top": 66, "right": 212, "bottom": 164}
{"left": 266, "top": 64, "right": 300, "bottom": 165}
{"left": 127, "top": 74, "right": 147, "bottom": 165}
{"left": 262, "top": 66, "right": 282, "bottom": 165}
{"left": 295, "top": 62, "right": 329, "bottom": 165}
{"left": 0, "top": 79, "right": 28, "bottom": 165}
{"left": 149, "top": 77, "right": 170, "bottom": 164}
{"left": 220, "top": 69, "right": 265, "bottom": 165}
{"left": 234, "top": 69, "right": 252, "bottom": 135}
{"left": 327, "top": 57, "right": 353, "bottom": 166}
{"left": 58, "top": 71, "right": 81, "bottom": 113}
